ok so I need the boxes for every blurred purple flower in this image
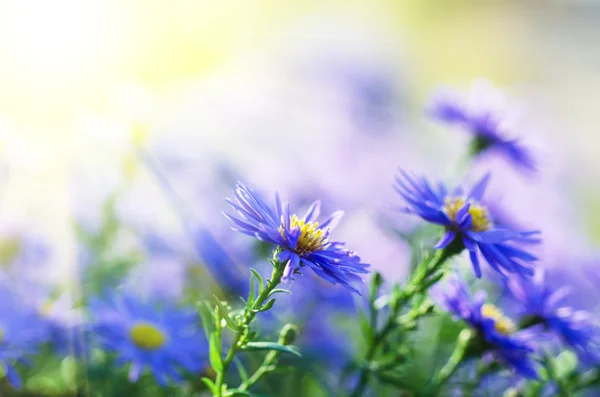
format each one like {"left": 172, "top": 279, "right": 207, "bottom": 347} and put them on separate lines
{"left": 428, "top": 79, "right": 535, "bottom": 171}
{"left": 91, "top": 293, "right": 207, "bottom": 385}
{"left": 507, "top": 270, "right": 600, "bottom": 364}
{"left": 0, "top": 283, "right": 50, "bottom": 388}
{"left": 439, "top": 278, "right": 538, "bottom": 379}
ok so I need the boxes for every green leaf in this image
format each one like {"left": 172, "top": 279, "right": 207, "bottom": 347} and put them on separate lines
{"left": 243, "top": 341, "right": 301, "bottom": 357}
{"left": 209, "top": 333, "right": 223, "bottom": 372}
{"left": 213, "top": 296, "right": 240, "bottom": 331}
{"left": 197, "top": 301, "right": 214, "bottom": 339}
{"left": 257, "top": 298, "right": 276, "bottom": 312}
{"left": 201, "top": 377, "right": 218, "bottom": 394}
{"left": 267, "top": 288, "right": 291, "bottom": 298}
{"left": 224, "top": 390, "right": 252, "bottom": 397}
{"left": 250, "top": 268, "right": 264, "bottom": 294}
{"left": 233, "top": 357, "right": 249, "bottom": 382}
{"left": 554, "top": 351, "right": 578, "bottom": 379}
{"left": 248, "top": 272, "right": 256, "bottom": 307}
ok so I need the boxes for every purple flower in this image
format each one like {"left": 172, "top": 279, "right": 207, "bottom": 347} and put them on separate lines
{"left": 428, "top": 79, "right": 535, "bottom": 171}
{"left": 0, "top": 283, "right": 50, "bottom": 388}
{"left": 91, "top": 294, "right": 207, "bottom": 385}
{"left": 507, "top": 270, "right": 600, "bottom": 364}
{"left": 440, "top": 278, "right": 538, "bottom": 379}
{"left": 224, "top": 183, "right": 370, "bottom": 294}
{"left": 394, "top": 170, "right": 540, "bottom": 279}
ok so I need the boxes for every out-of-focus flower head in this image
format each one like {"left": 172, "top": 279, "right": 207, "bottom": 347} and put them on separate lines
{"left": 121, "top": 232, "right": 188, "bottom": 303}
{"left": 91, "top": 293, "right": 207, "bottom": 385}
{"left": 35, "top": 292, "right": 90, "bottom": 360}
{"left": 0, "top": 283, "right": 50, "bottom": 388}
{"left": 439, "top": 278, "right": 538, "bottom": 379}
{"left": 394, "top": 171, "right": 540, "bottom": 279}
{"left": 224, "top": 183, "right": 370, "bottom": 294}
{"left": 507, "top": 270, "right": 600, "bottom": 364}
{"left": 428, "top": 79, "right": 535, "bottom": 171}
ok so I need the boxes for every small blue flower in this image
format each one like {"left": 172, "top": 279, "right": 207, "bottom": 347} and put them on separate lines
{"left": 0, "top": 284, "right": 50, "bottom": 388}
{"left": 394, "top": 171, "right": 540, "bottom": 278}
{"left": 507, "top": 270, "right": 600, "bottom": 364}
{"left": 428, "top": 79, "right": 535, "bottom": 170}
{"left": 91, "top": 294, "right": 207, "bottom": 385}
{"left": 224, "top": 183, "right": 370, "bottom": 294}
{"left": 440, "top": 278, "right": 538, "bottom": 379}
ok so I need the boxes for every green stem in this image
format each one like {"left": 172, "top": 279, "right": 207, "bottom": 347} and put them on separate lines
{"left": 214, "top": 264, "right": 285, "bottom": 396}
{"left": 574, "top": 369, "right": 600, "bottom": 392}
{"left": 431, "top": 329, "right": 473, "bottom": 391}
{"left": 348, "top": 250, "right": 450, "bottom": 397}
{"left": 238, "top": 325, "right": 294, "bottom": 392}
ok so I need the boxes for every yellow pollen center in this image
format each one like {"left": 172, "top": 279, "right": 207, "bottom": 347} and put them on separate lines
{"left": 0, "top": 238, "right": 22, "bottom": 267}
{"left": 444, "top": 197, "right": 491, "bottom": 232}
{"left": 129, "top": 322, "right": 167, "bottom": 350}
{"left": 481, "top": 304, "right": 515, "bottom": 335}
{"left": 281, "top": 215, "right": 330, "bottom": 255}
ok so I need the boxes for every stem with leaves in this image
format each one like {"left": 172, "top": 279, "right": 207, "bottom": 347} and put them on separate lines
{"left": 200, "top": 254, "right": 300, "bottom": 397}
{"left": 348, "top": 247, "right": 454, "bottom": 397}
{"left": 431, "top": 329, "right": 473, "bottom": 392}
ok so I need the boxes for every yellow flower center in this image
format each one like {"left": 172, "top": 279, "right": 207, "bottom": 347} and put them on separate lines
{"left": 481, "top": 304, "right": 515, "bottom": 335}
{"left": 129, "top": 322, "right": 167, "bottom": 350}
{"left": 444, "top": 197, "right": 491, "bottom": 232}
{"left": 0, "top": 238, "right": 22, "bottom": 267}
{"left": 281, "top": 215, "right": 330, "bottom": 255}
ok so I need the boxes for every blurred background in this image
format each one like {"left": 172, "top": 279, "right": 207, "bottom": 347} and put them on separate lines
{"left": 1, "top": 0, "right": 599, "bottom": 287}
{"left": 1, "top": 0, "right": 600, "bottom": 395}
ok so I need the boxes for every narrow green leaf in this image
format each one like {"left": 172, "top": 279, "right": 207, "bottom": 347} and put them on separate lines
{"left": 257, "top": 298, "right": 275, "bottom": 312}
{"left": 213, "top": 296, "right": 240, "bottom": 331}
{"left": 250, "top": 268, "right": 264, "bottom": 294}
{"left": 197, "top": 301, "right": 214, "bottom": 340}
{"left": 358, "top": 310, "right": 372, "bottom": 340}
{"left": 248, "top": 272, "right": 256, "bottom": 307}
{"left": 243, "top": 341, "right": 301, "bottom": 357}
{"left": 201, "top": 377, "right": 218, "bottom": 394}
{"left": 209, "top": 333, "right": 223, "bottom": 372}
{"left": 224, "top": 390, "right": 252, "bottom": 397}
{"left": 233, "top": 357, "right": 249, "bottom": 382}
{"left": 267, "top": 288, "right": 291, "bottom": 298}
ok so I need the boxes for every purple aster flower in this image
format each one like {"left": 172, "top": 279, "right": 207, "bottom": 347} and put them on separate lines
{"left": 91, "top": 294, "right": 207, "bottom": 386}
{"left": 224, "top": 183, "right": 370, "bottom": 294}
{"left": 0, "top": 283, "right": 50, "bottom": 388}
{"left": 428, "top": 79, "right": 535, "bottom": 171}
{"left": 439, "top": 278, "right": 538, "bottom": 379}
{"left": 507, "top": 270, "right": 600, "bottom": 364}
{"left": 394, "top": 170, "right": 540, "bottom": 279}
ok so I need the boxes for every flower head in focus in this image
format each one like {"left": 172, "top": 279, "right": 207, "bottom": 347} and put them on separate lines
{"left": 0, "top": 285, "right": 50, "bottom": 388}
{"left": 428, "top": 79, "right": 535, "bottom": 171}
{"left": 224, "top": 183, "right": 370, "bottom": 294}
{"left": 507, "top": 270, "right": 600, "bottom": 364}
{"left": 394, "top": 171, "right": 540, "bottom": 279}
{"left": 440, "top": 278, "right": 538, "bottom": 379}
{"left": 91, "top": 294, "right": 207, "bottom": 385}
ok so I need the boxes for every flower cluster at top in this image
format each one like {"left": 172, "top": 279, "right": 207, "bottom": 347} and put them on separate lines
{"left": 224, "top": 182, "right": 370, "bottom": 294}
{"left": 394, "top": 170, "right": 540, "bottom": 279}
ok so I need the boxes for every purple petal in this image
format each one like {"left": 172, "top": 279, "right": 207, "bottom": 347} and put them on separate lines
{"left": 468, "top": 172, "right": 491, "bottom": 201}
{"left": 320, "top": 210, "right": 344, "bottom": 230}
{"left": 435, "top": 230, "right": 456, "bottom": 249}
{"left": 303, "top": 201, "right": 321, "bottom": 222}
